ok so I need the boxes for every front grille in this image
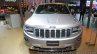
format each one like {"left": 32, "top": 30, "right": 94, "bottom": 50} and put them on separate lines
{"left": 34, "top": 29, "right": 71, "bottom": 38}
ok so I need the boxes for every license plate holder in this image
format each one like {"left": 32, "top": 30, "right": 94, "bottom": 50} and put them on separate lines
{"left": 46, "top": 41, "right": 59, "bottom": 46}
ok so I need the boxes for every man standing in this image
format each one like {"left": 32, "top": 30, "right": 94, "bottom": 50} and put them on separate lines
{"left": 79, "top": 5, "right": 86, "bottom": 25}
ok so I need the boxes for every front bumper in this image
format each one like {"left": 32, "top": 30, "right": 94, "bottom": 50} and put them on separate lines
{"left": 24, "top": 32, "right": 82, "bottom": 51}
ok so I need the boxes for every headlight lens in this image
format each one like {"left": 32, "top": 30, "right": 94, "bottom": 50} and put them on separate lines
{"left": 24, "top": 25, "right": 34, "bottom": 33}
{"left": 72, "top": 26, "right": 81, "bottom": 33}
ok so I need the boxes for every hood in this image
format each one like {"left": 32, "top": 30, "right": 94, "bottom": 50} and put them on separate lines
{"left": 25, "top": 14, "right": 80, "bottom": 27}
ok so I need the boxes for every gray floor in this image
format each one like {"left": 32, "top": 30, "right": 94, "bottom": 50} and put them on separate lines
{"left": 0, "top": 21, "right": 29, "bottom": 54}
{"left": 0, "top": 14, "right": 97, "bottom": 54}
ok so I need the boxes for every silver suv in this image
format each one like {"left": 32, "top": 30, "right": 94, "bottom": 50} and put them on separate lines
{"left": 23, "top": 3, "right": 82, "bottom": 51}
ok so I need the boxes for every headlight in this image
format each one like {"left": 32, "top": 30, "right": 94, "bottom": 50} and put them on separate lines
{"left": 24, "top": 25, "right": 34, "bottom": 33}
{"left": 72, "top": 26, "right": 81, "bottom": 33}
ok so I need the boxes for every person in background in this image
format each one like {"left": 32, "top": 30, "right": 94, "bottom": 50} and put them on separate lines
{"left": 28, "top": 5, "right": 35, "bottom": 13}
{"left": 79, "top": 5, "right": 86, "bottom": 25}
{"left": 71, "top": 8, "right": 75, "bottom": 15}
{"left": 25, "top": 5, "right": 35, "bottom": 19}
{"left": 71, "top": 7, "right": 76, "bottom": 16}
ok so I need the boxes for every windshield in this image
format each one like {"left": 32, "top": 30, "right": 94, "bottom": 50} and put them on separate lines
{"left": 35, "top": 4, "right": 70, "bottom": 14}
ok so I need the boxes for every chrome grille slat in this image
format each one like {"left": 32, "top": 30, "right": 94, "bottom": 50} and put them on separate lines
{"left": 39, "top": 29, "right": 40, "bottom": 38}
{"left": 49, "top": 30, "right": 51, "bottom": 38}
{"left": 60, "top": 29, "right": 61, "bottom": 38}
{"left": 65, "top": 30, "right": 67, "bottom": 37}
{"left": 34, "top": 28, "right": 72, "bottom": 38}
{"left": 34, "top": 28, "right": 35, "bottom": 37}
{"left": 55, "top": 29, "right": 56, "bottom": 38}
{"left": 70, "top": 29, "right": 72, "bottom": 37}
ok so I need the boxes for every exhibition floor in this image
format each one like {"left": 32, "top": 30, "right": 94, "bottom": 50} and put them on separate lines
{"left": 0, "top": 21, "right": 97, "bottom": 54}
